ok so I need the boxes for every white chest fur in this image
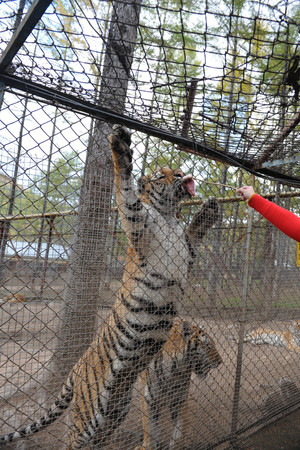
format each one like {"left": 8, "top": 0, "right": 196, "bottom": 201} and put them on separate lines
{"left": 146, "top": 209, "right": 191, "bottom": 284}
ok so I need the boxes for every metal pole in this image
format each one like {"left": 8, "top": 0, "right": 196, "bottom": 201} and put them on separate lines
{"left": 0, "top": 81, "right": 5, "bottom": 110}
{"left": 0, "top": 0, "right": 53, "bottom": 72}
{"left": 0, "top": 96, "right": 29, "bottom": 281}
{"left": 40, "top": 217, "right": 54, "bottom": 299}
{"left": 230, "top": 175, "right": 254, "bottom": 446}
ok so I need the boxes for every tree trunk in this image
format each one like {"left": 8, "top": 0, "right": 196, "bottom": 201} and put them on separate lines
{"left": 52, "top": 0, "right": 142, "bottom": 381}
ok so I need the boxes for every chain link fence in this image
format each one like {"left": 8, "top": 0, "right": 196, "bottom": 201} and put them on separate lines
{"left": 0, "top": 0, "right": 300, "bottom": 449}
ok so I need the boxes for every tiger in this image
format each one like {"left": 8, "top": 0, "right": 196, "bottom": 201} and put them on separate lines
{"left": 134, "top": 318, "right": 222, "bottom": 450}
{"left": 0, "top": 125, "right": 219, "bottom": 449}
{"left": 244, "top": 320, "right": 300, "bottom": 352}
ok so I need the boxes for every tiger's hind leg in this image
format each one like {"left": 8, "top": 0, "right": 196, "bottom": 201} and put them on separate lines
{"left": 169, "top": 389, "right": 190, "bottom": 450}
{"left": 134, "top": 372, "right": 160, "bottom": 450}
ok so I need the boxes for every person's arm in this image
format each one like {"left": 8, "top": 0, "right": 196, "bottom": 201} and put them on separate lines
{"left": 237, "top": 186, "right": 300, "bottom": 242}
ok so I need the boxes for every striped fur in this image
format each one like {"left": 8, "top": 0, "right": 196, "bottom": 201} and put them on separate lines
{"left": 244, "top": 320, "right": 300, "bottom": 352}
{"left": 0, "top": 126, "right": 219, "bottom": 449}
{"left": 135, "top": 319, "right": 222, "bottom": 450}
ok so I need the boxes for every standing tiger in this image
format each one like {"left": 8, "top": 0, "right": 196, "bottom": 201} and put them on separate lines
{"left": 135, "top": 318, "right": 222, "bottom": 450}
{"left": 0, "top": 125, "right": 219, "bottom": 449}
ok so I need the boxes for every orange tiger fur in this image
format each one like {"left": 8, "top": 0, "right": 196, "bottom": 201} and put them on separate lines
{"left": 244, "top": 320, "right": 300, "bottom": 352}
{"left": 0, "top": 126, "right": 219, "bottom": 449}
{"left": 135, "top": 319, "right": 222, "bottom": 450}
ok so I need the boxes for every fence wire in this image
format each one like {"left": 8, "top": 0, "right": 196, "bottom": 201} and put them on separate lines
{"left": 0, "top": 0, "right": 300, "bottom": 449}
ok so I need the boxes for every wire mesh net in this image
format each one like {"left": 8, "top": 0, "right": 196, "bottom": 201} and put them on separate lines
{"left": 0, "top": 0, "right": 300, "bottom": 449}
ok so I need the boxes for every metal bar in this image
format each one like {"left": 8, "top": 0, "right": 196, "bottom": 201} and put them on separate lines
{"left": 0, "top": 0, "right": 53, "bottom": 72}
{"left": 1, "top": 190, "right": 300, "bottom": 222}
{"left": 0, "top": 81, "right": 5, "bottom": 109}
{"left": 2, "top": 73, "right": 300, "bottom": 187}
{"left": 0, "top": 220, "right": 9, "bottom": 281}
{"left": 39, "top": 216, "right": 54, "bottom": 298}
{"left": 0, "top": 96, "right": 29, "bottom": 282}
{"left": 0, "top": 75, "right": 214, "bottom": 158}
{"left": 0, "top": 210, "right": 75, "bottom": 221}
{"left": 230, "top": 176, "right": 254, "bottom": 446}
{"left": 0, "top": 221, "right": 4, "bottom": 255}
{"left": 51, "top": 221, "right": 69, "bottom": 259}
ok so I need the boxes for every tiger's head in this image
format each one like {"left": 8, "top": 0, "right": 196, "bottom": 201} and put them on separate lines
{"left": 290, "top": 320, "right": 300, "bottom": 337}
{"left": 137, "top": 167, "right": 196, "bottom": 212}
{"left": 184, "top": 321, "right": 222, "bottom": 379}
{"left": 168, "top": 319, "right": 222, "bottom": 379}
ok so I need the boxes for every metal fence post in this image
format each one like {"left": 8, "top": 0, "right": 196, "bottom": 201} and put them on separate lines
{"left": 0, "top": 81, "right": 5, "bottom": 110}
{"left": 230, "top": 184, "right": 254, "bottom": 447}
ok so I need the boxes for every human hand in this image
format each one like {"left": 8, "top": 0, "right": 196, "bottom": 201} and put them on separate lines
{"left": 236, "top": 186, "right": 255, "bottom": 201}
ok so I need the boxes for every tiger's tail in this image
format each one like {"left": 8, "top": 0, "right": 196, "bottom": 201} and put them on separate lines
{"left": 0, "top": 375, "right": 74, "bottom": 445}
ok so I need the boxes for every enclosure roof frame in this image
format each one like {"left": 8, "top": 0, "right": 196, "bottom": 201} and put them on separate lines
{"left": 0, "top": 0, "right": 299, "bottom": 187}
{"left": 0, "top": 0, "right": 53, "bottom": 73}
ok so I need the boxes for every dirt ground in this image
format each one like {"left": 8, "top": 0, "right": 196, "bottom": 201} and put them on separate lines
{"left": 0, "top": 300, "right": 300, "bottom": 449}
{"left": 242, "top": 408, "right": 300, "bottom": 450}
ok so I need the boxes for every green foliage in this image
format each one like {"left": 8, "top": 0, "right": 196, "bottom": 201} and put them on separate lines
{"left": 30, "top": 150, "right": 83, "bottom": 212}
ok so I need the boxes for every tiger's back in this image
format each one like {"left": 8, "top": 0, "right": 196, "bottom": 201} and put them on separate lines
{"left": 244, "top": 320, "right": 300, "bottom": 353}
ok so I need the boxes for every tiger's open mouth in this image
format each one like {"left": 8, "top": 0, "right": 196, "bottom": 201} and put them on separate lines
{"left": 181, "top": 174, "right": 197, "bottom": 197}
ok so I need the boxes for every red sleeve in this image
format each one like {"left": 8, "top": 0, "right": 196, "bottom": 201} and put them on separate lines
{"left": 249, "top": 194, "right": 300, "bottom": 242}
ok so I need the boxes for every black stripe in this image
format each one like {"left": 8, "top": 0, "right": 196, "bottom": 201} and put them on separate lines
{"left": 176, "top": 283, "right": 185, "bottom": 295}
{"left": 131, "top": 294, "right": 177, "bottom": 316}
{"left": 171, "top": 359, "right": 178, "bottom": 373}
{"left": 85, "top": 363, "right": 97, "bottom": 427}
{"left": 148, "top": 272, "right": 184, "bottom": 289}
{"left": 7, "top": 432, "right": 18, "bottom": 442}
{"left": 135, "top": 275, "right": 184, "bottom": 296}
{"left": 148, "top": 189, "right": 165, "bottom": 206}
{"left": 113, "top": 310, "right": 147, "bottom": 351}
{"left": 134, "top": 276, "right": 163, "bottom": 290}
{"left": 127, "top": 319, "right": 172, "bottom": 333}
{"left": 125, "top": 200, "right": 143, "bottom": 211}
{"left": 102, "top": 330, "right": 117, "bottom": 376}
{"left": 146, "top": 367, "right": 156, "bottom": 402}
{"left": 150, "top": 272, "right": 183, "bottom": 288}
{"left": 112, "top": 309, "right": 136, "bottom": 342}
{"left": 78, "top": 378, "right": 91, "bottom": 432}
{"left": 70, "top": 423, "right": 87, "bottom": 448}
{"left": 141, "top": 338, "right": 165, "bottom": 356}
{"left": 120, "top": 292, "right": 144, "bottom": 313}
{"left": 70, "top": 418, "right": 84, "bottom": 438}
{"left": 40, "top": 417, "right": 49, "bottom": 427}
{"left": 15, "top": 429, "right": 26, "bottom": 438}
{"left": 130, "top": 230, "right": 144, "bottom": 243}
{"left": 111, "top": 325, "right": 141, "bottom": 353}
{"left": 185, "top": 234, "right": 196, "bottom": 259}
{"left": 91, "top": 365, "right": 106, "bottom": 417}
{"left": 106, "top": 325, "right": 140, "bottom": 362}
{"left": 150, "top": 272, "right": 168, "bottom": 280}
{"left": 155, "top": 354, "right": 167, "bottom": 383}
{"left": 126, "top": 215, "right": 142, "bottom": 222}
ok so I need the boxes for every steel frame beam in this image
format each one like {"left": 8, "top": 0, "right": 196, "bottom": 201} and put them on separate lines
{"left": 0, "top": 0, "right": 53, "bottom": 72}
{"left": 1, "top": 73, "right": 300, "bottom": 187}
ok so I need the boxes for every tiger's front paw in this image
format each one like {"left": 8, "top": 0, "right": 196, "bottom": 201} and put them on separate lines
{"left": 201, "top": 197, "right": 220, "bottom": 225}
{"left": 109, "top": 125, "right": 133, "bottom": 178}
